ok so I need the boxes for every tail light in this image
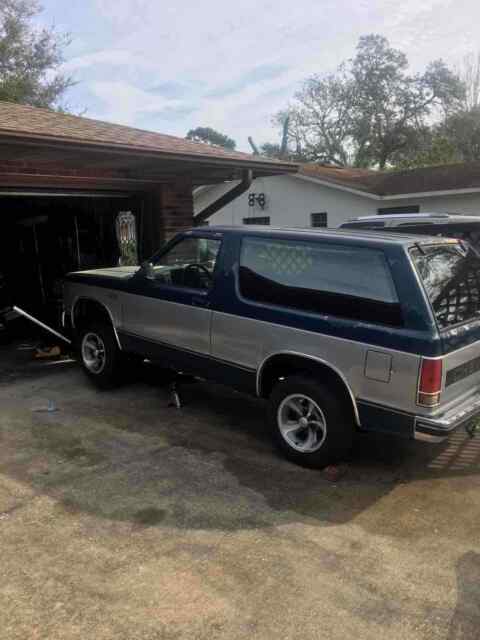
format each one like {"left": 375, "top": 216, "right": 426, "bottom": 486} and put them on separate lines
{"left": 417, "top": 358, "right": 443, "bottom": 407}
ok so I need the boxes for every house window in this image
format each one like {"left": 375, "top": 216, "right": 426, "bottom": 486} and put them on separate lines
{"left": 378, "top": 205, "right": 420, "bottom": 215}
{"left": 311, "top": 212, "right": 328, "bottom": 227}
{"left": 243, "top": 216, "right": 270, "bottom": 225}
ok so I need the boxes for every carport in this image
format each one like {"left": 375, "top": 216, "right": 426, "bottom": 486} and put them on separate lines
{"left": 0, "top": 101, "right": 297, "bottom": 327}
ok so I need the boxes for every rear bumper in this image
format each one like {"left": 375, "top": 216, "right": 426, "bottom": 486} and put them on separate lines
{"left": 414, "top": 393, "right": 480, "bottom": 443}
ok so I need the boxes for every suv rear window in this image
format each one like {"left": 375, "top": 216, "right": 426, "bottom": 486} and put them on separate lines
{"left": 410, "top": 243, "right": 480, "bottom": 329}
{"left": 239, "top": 237, "right": 402, "bottom": 325}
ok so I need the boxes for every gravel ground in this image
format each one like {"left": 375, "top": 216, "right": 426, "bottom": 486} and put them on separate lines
{"left": 0, "top": 342, "right": 479, "bottom": 639}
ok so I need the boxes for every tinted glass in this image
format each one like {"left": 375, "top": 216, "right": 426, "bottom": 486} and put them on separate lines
{"left": 151, "top": 237, "right": 221, "bottom": 290}
{"left": 239, "top": 237, "right": 402, "bottom": 325}
{"left": 410, "top": 243, "right": 480, "bottom": 329}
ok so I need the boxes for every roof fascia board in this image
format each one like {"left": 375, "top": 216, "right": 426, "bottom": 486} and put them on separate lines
{"left": 292, "top": 173, "right": 380, "bottom": 199}
{"left": 0, "top": 129, "right": 299, "bottom": 173}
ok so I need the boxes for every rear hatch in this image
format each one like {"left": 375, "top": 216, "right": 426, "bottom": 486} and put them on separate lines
{"left": 410, "top": 241, "right": 480, "bottom": 410}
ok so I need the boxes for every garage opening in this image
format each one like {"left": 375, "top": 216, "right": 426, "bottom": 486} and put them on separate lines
{"left": 0, "top": 190, "right": 140, "bottom": 344}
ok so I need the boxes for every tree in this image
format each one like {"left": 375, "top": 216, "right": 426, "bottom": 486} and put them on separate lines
{"left": 392, "top": 132, "right": 460, "bottom": 169}
{"left": 0, "top": 0, "right": 74, "bottom": 109}
{"left": 250, "top": 111, "right": 311, "bottom": 162}
{"left": 350, "top": 36, "right": 463, "bottom": 168}
{"left": 392, "top": 106, "right": 480, "bottom": 167}
{"left": 269, "top": 35, "right": 464, "bottom": 169}
{"left": 442, "top": 107, "right": 480, "bottom": 163}
{"left": 291, "top": 67, "right": 357, "bottom": 165}
{"left": 457, "top": 52, "right": 480, "bottom": 110}
{"left": 186, "top": 126, "right": 236, "bottom": 150}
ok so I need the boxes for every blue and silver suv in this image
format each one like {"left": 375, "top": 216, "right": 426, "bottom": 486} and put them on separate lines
{"left": 63, "top": 226, "right": 480, "bottom": 467}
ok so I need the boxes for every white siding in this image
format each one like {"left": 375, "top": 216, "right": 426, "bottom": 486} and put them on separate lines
{"left": 194, "top": 175, "right": 480, "bottom": 229}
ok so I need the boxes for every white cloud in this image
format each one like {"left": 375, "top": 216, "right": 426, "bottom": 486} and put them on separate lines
{"left": 88, "top": 80, "right": 185, "bottom": 125}
{"left": 63, "top": 49, "right": 150, "bottom": 73}
{"left": 56, "top": 0, "right": 480, "bottom": 149}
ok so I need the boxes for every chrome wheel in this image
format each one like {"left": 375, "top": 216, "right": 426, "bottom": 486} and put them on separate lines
{"left": 277, "top": 393, "right": 327, "bottom": 453}
{"left": 81, "top": 332, "right": 106, "bottom": 374}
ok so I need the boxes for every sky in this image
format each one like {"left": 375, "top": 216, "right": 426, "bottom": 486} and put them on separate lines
{"left": 39, "top": 0, "right": 480, "bottom": 152}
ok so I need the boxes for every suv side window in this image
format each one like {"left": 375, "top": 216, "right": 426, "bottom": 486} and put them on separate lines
{"left": 151, "top": 237, "right": 221, "bottom": 290}
{"left": 239, "top": 237, "right": 402, "bottom": 326}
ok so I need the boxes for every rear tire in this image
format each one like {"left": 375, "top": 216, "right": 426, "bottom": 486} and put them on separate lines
{"left": 268, "top": 375, "right": 355, "bottom": 468}
{"left": 77, "top": 321, "right": 123, "bottom": 389}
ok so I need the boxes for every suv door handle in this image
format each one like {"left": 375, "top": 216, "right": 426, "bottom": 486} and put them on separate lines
{"left": 192, "top": 296, "right": 210, "bottom": 308}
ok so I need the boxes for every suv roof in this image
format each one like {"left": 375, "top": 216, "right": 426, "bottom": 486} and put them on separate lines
{"left": 344, "top": 212, "right": 478, "bottom": 225}
{"left": 194, "top": 225, "right": 456, "bottom": 247}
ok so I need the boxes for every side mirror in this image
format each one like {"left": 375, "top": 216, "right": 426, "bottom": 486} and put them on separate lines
{"left": 138, "top": 261, "right": 155, "bottom": 280}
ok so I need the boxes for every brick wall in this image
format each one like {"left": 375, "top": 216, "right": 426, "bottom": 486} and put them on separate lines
{"left": 160, "top": 177, "right": 194, "bottom": 241}
{"left": 139, "top": 177, "right": 194, "bottom": 259}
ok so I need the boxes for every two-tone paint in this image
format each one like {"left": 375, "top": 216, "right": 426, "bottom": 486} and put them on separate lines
{"left": 63, "top": 226, "right": 480, "bottom": 443}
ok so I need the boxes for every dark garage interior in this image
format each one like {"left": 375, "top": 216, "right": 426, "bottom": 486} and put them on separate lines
{"left": 0, "top": 192, "right": 137, "bottom": 322}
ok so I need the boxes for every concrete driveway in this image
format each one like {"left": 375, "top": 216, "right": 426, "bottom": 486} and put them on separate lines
{"left": 0, "top": 343, "right": 479, "bottom": 639}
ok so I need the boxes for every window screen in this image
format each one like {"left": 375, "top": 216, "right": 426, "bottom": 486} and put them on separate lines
{"left": 311, "top": 212, "right": 327, "bottom": 228}
{"left": 239, "top": 237, "right": 402, "bottom": 325}
{"left": 410, "top": 243, "right": 480, "bottom": 329}
{"left": 243, "top": 217, "right": 270, "bottom": 225}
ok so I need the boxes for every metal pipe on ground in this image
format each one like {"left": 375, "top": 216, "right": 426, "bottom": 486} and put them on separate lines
{"left": 12, "top": 306, "right": 72, "bottom": 345}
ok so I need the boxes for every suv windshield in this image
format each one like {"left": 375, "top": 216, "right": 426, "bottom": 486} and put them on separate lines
{"left": 410, "top": 242, "right": 480, "bottom": 329}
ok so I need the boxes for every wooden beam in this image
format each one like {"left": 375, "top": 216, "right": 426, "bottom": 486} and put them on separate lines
{"left": 0, "top": 172, "right": 154, "bottom": 191}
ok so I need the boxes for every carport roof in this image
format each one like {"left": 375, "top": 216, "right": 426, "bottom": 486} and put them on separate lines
{"left": 0, "top": 101, "right": 298, "bottom": 180}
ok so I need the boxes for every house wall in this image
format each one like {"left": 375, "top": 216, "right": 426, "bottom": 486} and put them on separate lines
{"left": 408, "top": 192, "right": 480, "bottom": 215}
{"left": 195, "top": 175, "right": 480, "bottom": 229}
{"left": 195, "top": 175, "right": 378, "bottom": 228}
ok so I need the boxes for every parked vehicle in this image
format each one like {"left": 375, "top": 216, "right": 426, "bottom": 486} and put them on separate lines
{"left": 340, "top": 213, "right": 480, "bottom": 249}
{"left": 63, "top": 226, "right": 480, "bottom": 467}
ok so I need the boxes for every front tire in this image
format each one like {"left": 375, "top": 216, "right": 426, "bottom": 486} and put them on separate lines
{"left": 78, "top": 321, "right": 123, "bottom": 389}
{"left": 268, "top": 375, "right": 354, "bottom": 468}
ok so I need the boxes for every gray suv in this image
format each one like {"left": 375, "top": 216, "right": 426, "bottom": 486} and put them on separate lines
{"left": 63, "top": 226, "right": 480, "bottom": 468}
{"left": 340, "top": 213, "right": 480, "bottom": 249}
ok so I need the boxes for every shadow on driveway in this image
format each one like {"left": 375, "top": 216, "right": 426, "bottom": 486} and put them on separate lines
{"left": 1, "top": 358, "right": 480, "bottom": 537}
{"left": 448, "top": 552, "right": 480, "bottom": 640}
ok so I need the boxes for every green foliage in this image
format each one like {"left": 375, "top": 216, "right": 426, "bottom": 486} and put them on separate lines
{"left": 350, "top": 36, "right": 463, "bottom": 168}
{"left": 267, "top": 34, "right": 464, "bottom": 169}
{"left": 258, "top": 142, "right": 282, "bottom": 158}
{"left": 392, "top": 134, "right": 460, "bottom": 170}
{"left": 442, "top": 107, "right": 480, "bottom": 163}
{"left": 0, "top": 0, "right": 74, "bottom": 109}
{"left": 186, "top": 126, "right": 236, "bottom": 150}
{"left": 394, "top": 106, "right": 480, "bottom": 167}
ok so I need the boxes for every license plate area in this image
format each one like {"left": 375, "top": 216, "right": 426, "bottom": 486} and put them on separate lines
{"left": 446, "top": 355, "right": 480, "bottom": 386}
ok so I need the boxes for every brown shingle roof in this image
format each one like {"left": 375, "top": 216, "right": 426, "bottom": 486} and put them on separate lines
{"left": 299, "top": 164, "right": 379, "bottom": 194}
{"left": 299, "top": 162, "right": 480, "bottom": 196}
{"left": 0, "top": 100, "right": 297, "bottom": 170}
